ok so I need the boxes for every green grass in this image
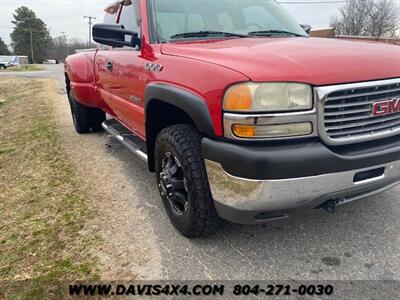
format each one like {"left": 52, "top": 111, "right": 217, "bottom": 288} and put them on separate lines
{"left": 0, "top": 65, "right": 45, "bottom": 72}
{"left": 0, "top": 78, "right": 99, "bottom": 299}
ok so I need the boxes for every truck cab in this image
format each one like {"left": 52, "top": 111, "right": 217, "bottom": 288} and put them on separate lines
{"left": 65, "top": 0, "right": 400, "bottom": 237}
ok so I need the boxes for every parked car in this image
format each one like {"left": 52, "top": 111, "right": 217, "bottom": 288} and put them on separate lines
{"left": 0, "top": 57, "right": 12, "bottom": 69}
{"left": 43, "top": 59, "right": 59, "bottom": 64}
{"left": 65, "top": 0, "right": 400, "bottom": 237}
{"left": 0, "top": 56, "right": 29, "bottom": 68}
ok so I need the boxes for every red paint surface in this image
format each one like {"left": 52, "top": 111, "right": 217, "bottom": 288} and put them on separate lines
{"left": 65, "top": 0, "right": 400, "bottom": 139}
{"left": 161, "top": 37, "right": 400, "bottom": 85}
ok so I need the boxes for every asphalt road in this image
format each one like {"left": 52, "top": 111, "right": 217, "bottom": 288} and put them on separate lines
{"left": 0, "top": 70, "right": 51, "bottom": 78}
{"left": 41, "top": 64, "right": 400, "bottom": 282}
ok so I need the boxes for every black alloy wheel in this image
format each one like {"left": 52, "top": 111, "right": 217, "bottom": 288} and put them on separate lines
{"left": 159, "top": 152, "right": 189, "bottom": 215}
{"left": 154, "top": 124, "right": 222, "bottom": 238}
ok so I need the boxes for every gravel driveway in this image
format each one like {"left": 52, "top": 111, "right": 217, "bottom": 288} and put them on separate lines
{"left": 45, "top": 64, "right": 400, "bottom": 282}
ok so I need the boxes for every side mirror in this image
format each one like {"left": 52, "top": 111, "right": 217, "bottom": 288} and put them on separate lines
{"left": 93, "top": 23, "right": 140, "bottom": 48}
{"left": 300, "top": 24, "right": 312, "bottom": 35}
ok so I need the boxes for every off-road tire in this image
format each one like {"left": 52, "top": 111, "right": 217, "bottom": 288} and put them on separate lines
{"left": 155, "top": 124, "right": 223, "bottom": 238}
{"left": 0, "top": 64, "right": 6, "bottom": 70}
{"left": 68, "top": 90, "right": 105, "bottom": 134}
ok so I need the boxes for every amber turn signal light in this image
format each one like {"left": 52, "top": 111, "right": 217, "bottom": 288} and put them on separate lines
{"left": 224, "top": 85, "right": 252, "bottom": 111}
{"left": 232, "top": 123, "right": 313, "bottom": 139}
{"left": 232, "top": 125, "right": 256, "bottom": 138}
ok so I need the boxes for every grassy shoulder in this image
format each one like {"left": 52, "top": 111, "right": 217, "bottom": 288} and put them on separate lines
{"left": 0, "top": 77, "right": 99, "bottom": 299}
{"left": 0, "top": 65, "right": 45, "bottom": 72}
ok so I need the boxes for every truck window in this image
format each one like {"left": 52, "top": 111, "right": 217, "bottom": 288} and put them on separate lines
{"left": 103, "top": 2, "right": 119, "bottom": 24}
{"left": 217, "top": 12, "right": 235, "bottom": 32}
{"left": 243, "top": 6, "right": 281, "bottom": 31}
{"left": 118, "top": 0, "right": 140, "bottom": 34}
{"left": 99, "top": 8, "right": 118, "bottom": 50}
{"left": 152, "top": 0, "right": 306, "bottom": 41}
{"left": 104, "top": 12, "right": 116, "bottom": 24}
{"left": 156, "top": 13, "right": 205, "bottom": 41}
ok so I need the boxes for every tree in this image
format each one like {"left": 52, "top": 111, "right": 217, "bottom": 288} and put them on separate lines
{"left": 331, "top": 0, "right": 399, "bottom": 39}
{"left": 0, "top": 37, "right": 11, "bottom": 55}
{"left": 10, "top": 6, "right": 52, "bottom": 63}
{"left": 47, "top": 37, "right": 90, "bottom": 63}
{"left": 47, "top": 35, "right": 69, "bottom": 62}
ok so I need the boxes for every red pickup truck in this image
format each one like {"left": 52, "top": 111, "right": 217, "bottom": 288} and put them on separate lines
{"left": 65, "top": 0, "right": 400, "bottom": 237}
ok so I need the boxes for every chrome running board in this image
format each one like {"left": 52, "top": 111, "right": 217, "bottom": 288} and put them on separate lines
{"left": 102, "top": 119, "right": 148, "bottom": 162}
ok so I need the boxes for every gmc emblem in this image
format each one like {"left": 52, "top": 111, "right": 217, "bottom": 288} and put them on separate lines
{"left": 372, "top": 98, "right": 400, "bottom": 117}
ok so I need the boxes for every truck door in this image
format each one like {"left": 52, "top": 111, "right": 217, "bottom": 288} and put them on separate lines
{"left": 95, "top": 0, "right": 146, "bottom": 140}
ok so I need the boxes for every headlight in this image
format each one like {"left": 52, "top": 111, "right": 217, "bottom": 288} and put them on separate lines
{"left": 224, "top": 82, "right": 312, "bottom": 112}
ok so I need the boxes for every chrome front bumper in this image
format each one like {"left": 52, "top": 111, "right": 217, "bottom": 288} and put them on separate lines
{"left": 205, "top": 159, "right": 400, "bottom": 224}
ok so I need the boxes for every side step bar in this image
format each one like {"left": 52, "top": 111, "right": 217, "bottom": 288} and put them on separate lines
{"left": 102, "top": 119, "right": 148, "bottom": 162}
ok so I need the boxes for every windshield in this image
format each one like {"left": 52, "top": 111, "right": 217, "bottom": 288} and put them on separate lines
{"left": 152, "top": 0, "right": 307, "bottom": 42}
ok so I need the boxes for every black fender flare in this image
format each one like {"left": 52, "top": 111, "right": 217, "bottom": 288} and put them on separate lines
{"left": 144, "top": 83, "right": 215, "bottom": 136}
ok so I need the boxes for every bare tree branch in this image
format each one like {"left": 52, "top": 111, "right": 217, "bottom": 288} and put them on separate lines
{"left": 331, "top": 0, "right": 399, "bottom": 39}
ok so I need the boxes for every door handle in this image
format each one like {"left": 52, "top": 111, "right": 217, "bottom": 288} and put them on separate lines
{"left": 106, "top": 61, "right": 113, "bottom": 72}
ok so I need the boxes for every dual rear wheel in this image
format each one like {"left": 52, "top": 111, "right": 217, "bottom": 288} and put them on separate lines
{"left": 68, "top": 90, "right": 105, "bottom": 134}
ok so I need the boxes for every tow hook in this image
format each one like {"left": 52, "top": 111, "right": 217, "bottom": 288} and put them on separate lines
{"left": 319, "top": 200, "right": 337, "bottom": 214}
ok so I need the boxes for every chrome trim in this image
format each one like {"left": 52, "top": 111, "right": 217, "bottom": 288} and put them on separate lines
{"left": 223, "top": 110, "right": 317, "bottom": 140}
{"left": 337, "top": 181, "right": 399, "bottom": 206}
{"left": 135, "top": 149, "right": 149, "bottom": 162}
{"left": 102, "top": 121, "right": 148, "bottom": 163}
{"left": 205, "top": 159, "right": 400, "bottom": 214}
{"left": 354, "top": 174, "right": 385, "bottom": 186}
{"left": 328, "top": 86, "right": 400, "bottom": 101}
{"left": 315, "top": 78, "right": 400, "bottom": 146}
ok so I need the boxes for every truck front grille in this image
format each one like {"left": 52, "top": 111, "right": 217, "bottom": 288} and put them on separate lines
{"left": 318, "top": 79, "right": 400, "bottom": 145}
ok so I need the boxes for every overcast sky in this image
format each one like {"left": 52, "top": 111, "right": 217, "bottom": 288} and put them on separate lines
{"left": 0, "top": 0, "right": 343, "bottom": 45}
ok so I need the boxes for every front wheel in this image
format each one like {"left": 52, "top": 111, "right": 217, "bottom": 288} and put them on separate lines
{"left": 155, "top": 124, "right": 222, "bottom": 238}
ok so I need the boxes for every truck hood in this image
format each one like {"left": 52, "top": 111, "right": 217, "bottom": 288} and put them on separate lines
{"left": 161, "top": 37, "right": 400, "bottom": 86}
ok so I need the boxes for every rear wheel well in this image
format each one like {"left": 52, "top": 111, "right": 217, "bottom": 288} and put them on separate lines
{"left": 65, "top": 73, "right": 71, "bottom": 94}
{"left": 146, "top": 100, "right": 196, "bottom": 172}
